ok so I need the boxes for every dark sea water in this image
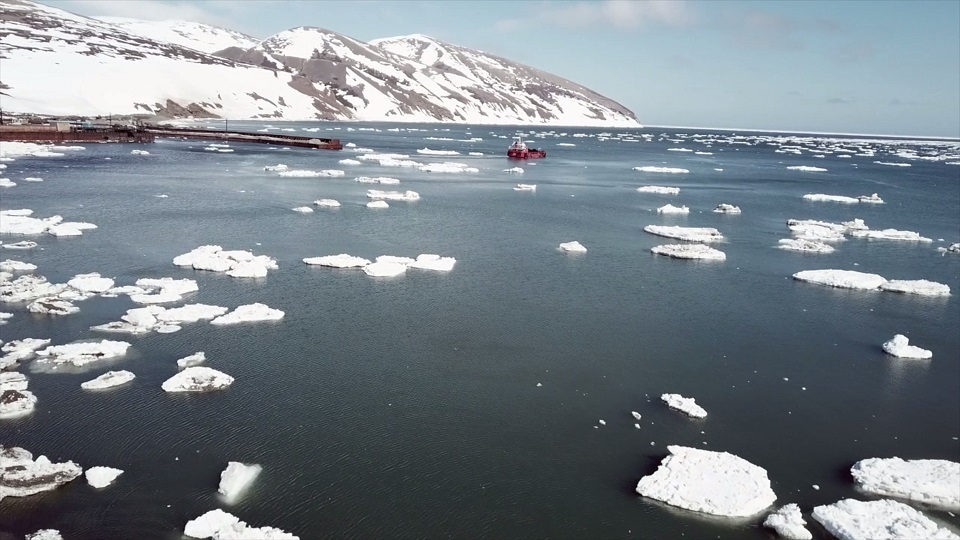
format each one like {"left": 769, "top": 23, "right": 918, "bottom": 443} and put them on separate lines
{"left": 1, "top": 123, "right": 959, "bottom": 540}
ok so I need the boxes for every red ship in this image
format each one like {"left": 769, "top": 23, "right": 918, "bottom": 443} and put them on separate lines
{"left": 507, "top": 136, "right": 546, "bottom": 159}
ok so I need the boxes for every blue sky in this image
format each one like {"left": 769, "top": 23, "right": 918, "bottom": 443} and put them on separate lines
{"left": 48, "top": 0, "right": 960, "bottom": 137}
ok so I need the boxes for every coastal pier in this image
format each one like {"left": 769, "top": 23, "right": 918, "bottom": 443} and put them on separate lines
{"left": 0, "top": 123, "right": 342, "bottom": 150}
{"left": 143, "top": 125, "right": 343, "bottom": 150}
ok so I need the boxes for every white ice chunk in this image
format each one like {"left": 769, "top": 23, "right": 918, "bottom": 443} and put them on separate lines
{"left": 375, "top": 256, "right": 415, "bottom": 265}
{"left": 0, "top": 372, "right": 28, "bottom": 391}
{"left": 2, "top": 241, "right": 38, "bottom": 250}
{"left": 136, "top": 278, "right": 199, "bottom": 297}
{"left": 28, "top": 297, "right": 79, "bottom": 316}
{"left": 559, "top": 241, "right": 587, "bottom": 253}
{"left": 157, "top": 304, "right": 229, "bottom": 324}
{"left": 81, "top": 370, "right": 135, "bottom": 390}
{"left": 363, "top": 261, "right": 407, "bottom": 277}
{"left": 636, "top": 186, "right": 680, "bottom": 194}
{"left": 880, "top": 280, "right": 950, "bottom": 296}
{"left": 367, "top": 200, "right": 389, "bottom": 209}
{"left": 162, "top": 367, "right": 234, "bottom": 392}
{"left": 185, "top": 509, "right": 241, "bottom": 538}
{"left": 513, "top": 183, "right": 537, "bottom": 191}
{"left": 35, "top": 340, "right": 131, "bottom": 367}
{"left": 633, "top": 167, "right": 689, "bottom": 174}
{"left": 651, "top": 244, "right": 726, "bottom": 260}
{"left": 0, "top": 275, "right": 68, "bottom": 303}
{"left": 851, "top": 457, "right": 959, "bottom": 510}
{"left": 218, "top": 461, "right": 262, "bottom": 503}
{"left": 850, "top": 229, "right": 932, "bottom": 242}
{"left": 313, "top": 199, "right": 341, "bottom": 207}
{"left": 792, "top": 270, "right": 887, "bottom": 290}
{"left": 635, "top": 445, "right": 776, "bottom": 517}
{"left": 177, "top": 352, "right": 206, "bottom": 368}
{"left": 788, "top": 166, "right": 828, "bottom": 172}
{"left": 657, "top": 204, "right": 690, "bottom": 214}
{"left": 644, "top": 225, "right": 723, "bottom": 242}
{"left": 803, "top": 194, "right": 859, "bottom": 204}
{"left": 366, "top": 189, "right": 420, "bottom": 201}
{"left": 225, "top": 261, "right": 269, "bottom": 278}
{"left": 263, "top": 164, "right": 288, "bottom": 171}
{"left": 303, "top": 254, "right": 371, "bottom": 268}
{"left": 67, "top": 272, "right": 114, "bottom": 293}
{"left": 857, "top": 193, "right": 885, "bottom": 204}
{"left": 503, "top": 167, "right": 524, "bottom": 174}
{"left": 408, "top": 254, "right": 456, "bottom": 272}
{"left": 937, "top": 242, "right": 960, "bottom": 255}
{"left": 0, "top": 388, "right": 36, "bottom": 417}
{"left": 812, "top": 498, "right": 958, "bottom": 540}
{"left": 211, "top": 303, "right": 284, "bottom": 325}
{"left": 0, "top": 260, "right": 36, "bottom": 272}
{"left": 417, "top": 147, "right": 460, "bottom": 155}
{"left": 355, "top": 176, "right": 400, "bottom": 184}
{"left": 661, "top": 393, "right": 708, "bottom": 418}
{"left": 85, "top": 466, "right": 123, "bottom": 488}
{"left": 277, "top": 169, "right": 344, "bottom": 177}
{"left": 212, "top": 523, "right": 299, "bottom": 539}
{"left": 764, "top": 504, "right": 812, "bottom": 540}
{"left": 713, "top": 204, "right": 741, "bottom": 214}
{"left": 26, "top": 530, "right": 63, "bottom": 540}
{"left": 292, "top": 206, "right": 313, "bottom": 213}
{"left": 778, "top": 239, "right": 836, "bottom": 253}
{"left": 881, "top": 335, "right": 933, "bottom": 359}
{"left": 0, "top": 447, "right": 82, "bottom": 500}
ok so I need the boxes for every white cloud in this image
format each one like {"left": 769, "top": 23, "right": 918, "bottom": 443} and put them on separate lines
{"left": 496, "top": 0, "right": 695, "bottom": 32}
{"left": 54, "top": 0, "right": 258, "bottom": 29}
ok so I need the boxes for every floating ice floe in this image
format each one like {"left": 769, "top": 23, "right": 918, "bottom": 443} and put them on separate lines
{"left": 363, "top": 261, "right": 407, "bottom": 277}
{"left": 849, "top": 229, "right": 932, "bottom": 242}
{"left": 173, "top": 245, "right": 277, "bottom": 278}
{"left": 338, "top": 158, "right": 361, "bottom": 165}
{"left": 788, "top": 166, "right": 828, "bottom": 172}
{"left": 713, "top": 204, "right": 741, "bottom": 214}
{"left": 162, "top": 366, "right": 234, "bottom": 392}
{"left": 81, "top": 370, "right": 135, "bottom": 390}
{"left": 857, "top": 193, "right": 884, "bottom": 204}
{"left": 633, "top": 166, "right": 689, "bottom": 174}
{"left": 657, "top": 204, "right": 689, "bottom": 214}
{"left": 503, "top": 167, "right": 524, "bottom": 174}
{"left": 559, "top": 241, "right": 587, "bottom": 253}
{"left": 881, "top": 335, "right": 933, "bottom": 359}
{"left": 651, "top": 244, "right": 726, "bottom": 261}
{"left": 177, "top": 352, "right": 206, "bottom": 368}
{"left": 644, "top": 225, "right": 723, "bottom": 243}
{"left": 468, "top": 152, "right": 484, "bottom": 156}
{"left": 408, "top": 254, "right": 456, "bottom": 272}
{"left": 418, "top": 162, "right": 478, "bottom": 173}
{"left": 355, "top": 176, "right": 400, "bottom": 184}
{"left": 938, "top": 243, "right": 960, "bottom": 255}
{"left": 0, "top": 387, "right": 36, "bottom": 417}
{"left": 0, "top": 259, "right": 36, "bottom": 272}
{"left": 67, "top": 272, "right": 114, "bottom": 293}
{"left": 292, "top": 206, "right": 313, "bottom": 213}
{"left": 874, "top": 161, "right": 911, "bottom": 167}
{"left": 367, "top": 200, "right": 389, "bottom": 209}
{"left": 417, "top": 148, "right": 459, "bottom": 155}
{"left": 635, "top": 446, "right": 776, "bottom": 517}
{"left": 35, "top": 340, "right": 131, "bottom": 368}
{"left": 0, "top": 210, "right": 96, "bottom": 237}
{"left": 842, "top": 218, "right": 869, "bottom": 231}
{"left": 376, "top": 256, "right": 416, "bottom": 265}
{"left": 1, "top": 338, "right": 51, "bottom": 368}
{"left": 85, "top": 466, "right": 123, "bottom": 488}
{"left": 158, "top": 304, "right": 229, "bottom": 324}
{"left": 851, "top": 457, "right": 959, "bottom": 510}
{"left": 23, "top": 177, "right": 43, "bottom": 182}
{"left": 661, "top": 393, "right": 708, "bottom": 417}
{"left": 219, "top": 461, "right": 262, "bottom": 504}
{"left": 303, "top": 254, "right": 371, "bottom": 268}
{"left": 211, "top": 303, "right": 284, "bottom": 325}
{"left": 0, "top": 178, "right": 15, "bottom": 188}
{"left": 130, "top": 149, "right": 150, "bottom": 155}
{"left": 803, "top": 194, "right": 859, "bottom": 204}
{"left": 792, "top": 270, "right": 887, "bottom": 290}
{"left": 263, "top": 164, "right": 288, "bottom": 172}
{"left": 786, "top": 220, "right": 848, "bottom": 242}
{"left": 0, "top": 275, "right": 68, "bottom": 303}
{"left": 2, "top": 241, "right": 38, "bottom": 250}
{"left": 778, "top": 239, "right": 835, "bottom": 253}
{"left": 128, "top": 277, "right": 199, "bottom": 304}
{"left": 185, "top": 509, "right": 299, "bottom": 539}
{"left": 277, "top": 169, "right": 345, "bottom": 177}
{"left": 314, "top": 199, "right": 341, "bottom": 207}
{"left": 1, "top": 372, "right": 27, "bottom": 391}
{"left": 27, "top": 297, "right": 79, "bottom": 316}
{"left": 879, "top": 280, "right": 950, "bottom": 296}
{"left": 637, "top": 185, "right": 680, "bottom": 194}
{"left": 0, "top": 447, "right": 82, "bottom": 500}
{"left": 366, "top": 189, "right": 420, "bottom": 201}
{"left": 812, "top": 499, "right": 958, "bottom": 540}
{"left": 0, "top": 312, "right": 11, "bottom": 327}
{"left": 763, "top": 504, "right": 812, "bottom": 540}
{"left": 513, "top": 184, "right": 536, "bottom": 191}
{"left": 26, "top": 530, "right": 63, "bottom": 540}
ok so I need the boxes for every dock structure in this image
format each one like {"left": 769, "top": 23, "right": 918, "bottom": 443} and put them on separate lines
{"left": 144, "top": 125, "right": 343, "bottom": 150}
{"left": 0, "top": 124, "right": 154, "bottom": 143}
{"left": 0, "top": 123, "right": 342, "bottom": 150}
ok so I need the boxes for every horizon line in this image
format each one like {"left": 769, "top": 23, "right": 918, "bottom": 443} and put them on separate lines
{"left": 644, "top": 124, "right": 960, "bottom": 142}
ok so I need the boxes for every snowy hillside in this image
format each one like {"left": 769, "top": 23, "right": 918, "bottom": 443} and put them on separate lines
{"left": 0, "top": 1, "right": 640, "bottom": 126}
{"left": 95, "top": 17, "right": 260, "bottom": 54}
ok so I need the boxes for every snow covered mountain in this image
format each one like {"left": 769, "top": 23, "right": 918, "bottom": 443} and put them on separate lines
{"left": 0, "top": 0, "right": 640, "bottom": 126}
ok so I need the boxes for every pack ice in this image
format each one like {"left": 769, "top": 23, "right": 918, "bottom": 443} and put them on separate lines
{"left": 851, "top": 457, "right": 959, "bottom": 510}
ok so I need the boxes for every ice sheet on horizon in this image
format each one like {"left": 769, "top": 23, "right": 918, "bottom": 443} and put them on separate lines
{"left": 812, "top": 499, "right": 958, "bottom": 540}
{"left": 635, "top": 446, "right": 776, "bottom": 517}
{"left": 851, "top": 457, "right": 959, "bottom": 510}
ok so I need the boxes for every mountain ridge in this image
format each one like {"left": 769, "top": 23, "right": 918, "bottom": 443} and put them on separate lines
{"left": 0, "top": 1, "right": 641, "bottom": 127}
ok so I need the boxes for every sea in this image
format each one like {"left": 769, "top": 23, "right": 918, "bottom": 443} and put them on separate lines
{"left": 1, "top": 122, "right": 958, "bottom": 540}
